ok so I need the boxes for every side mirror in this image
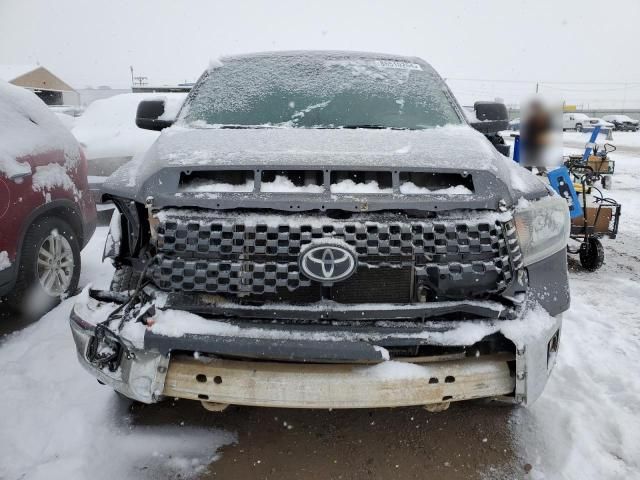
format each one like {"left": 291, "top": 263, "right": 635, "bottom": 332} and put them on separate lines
{"left": 469, "top": 101, "right": 509, "bottom": 135}
{"left": 135, "top": 100, "right": 173, "bottom": 131}
{"left": 473, "top": 101, "right": 508, "bottom": 122}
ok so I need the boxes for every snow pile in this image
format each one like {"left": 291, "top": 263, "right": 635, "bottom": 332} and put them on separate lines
{"left": 71, "top": 92, "right": 186, "bottom": 160}
{"left": 0, "top": 250, "right": 10, "bottom": 271}
{"left": 399, "top": 182, "right": 472, "bottom": 195}
{"left": 0, "top": 81, "right": 80, "bottom": 178}
{"left": 54, "top": 112, "right": 76, "bottom": 130}
{"left": 0, "top": 229, "right": 236, "bottom": 480}
{"left": 330, "top": 179, "right": 393, "bottom": 194}
{"left": 179, "top": 178, "right": 255, "bottom": 193}
{"left": 261, "top": 175, "right": 324, "bottom": 193}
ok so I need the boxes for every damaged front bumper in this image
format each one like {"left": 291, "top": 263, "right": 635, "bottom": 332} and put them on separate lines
{"left": 70, "top": 290, "right": 561, "bottom": 408}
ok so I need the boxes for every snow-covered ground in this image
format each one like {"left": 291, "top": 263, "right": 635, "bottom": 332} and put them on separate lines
{"left": 502, "top": 133, "right": 640, "bottom": 479}
{"left": 0, "top": 229, "right": 235, "bottom": 480}
{"left": 563, "top": 130, "right": 640, "bottom": 151}
{"left": 1, "top": 133, "right": 639, "bottom": 479}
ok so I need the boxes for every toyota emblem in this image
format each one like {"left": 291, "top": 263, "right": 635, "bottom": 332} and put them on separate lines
{"left": 299, "top": 243, "right": 357, "bottom": 283}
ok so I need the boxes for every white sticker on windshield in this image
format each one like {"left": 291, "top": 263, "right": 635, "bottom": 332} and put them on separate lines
{"left": 375, "top": 60, "right": 423, "bottom": 71}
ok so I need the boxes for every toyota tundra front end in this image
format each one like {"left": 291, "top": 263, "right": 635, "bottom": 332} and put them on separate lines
{"left": 70, "top": 51, "right": 569, "bottom": 410}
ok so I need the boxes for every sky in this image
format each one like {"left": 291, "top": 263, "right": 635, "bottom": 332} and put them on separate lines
{"left": 1, "top": 0, "right": 639, "bottom": 107}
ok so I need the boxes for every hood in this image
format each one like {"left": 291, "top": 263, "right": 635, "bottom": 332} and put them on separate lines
{"left": 152, "top": 124, "right": 500, "bottom": 169}
{"left": 103, "top": 125, "right": 547, "bottom": 212}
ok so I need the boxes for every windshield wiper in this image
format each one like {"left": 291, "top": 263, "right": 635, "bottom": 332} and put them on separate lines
{"left": 210, "top": 124, "right": 411, "bottom": 130}
{"left": 342, "top": 124, "right": 409, "bottom": 130}
{"left": 219, "top": 125, "right": 273, "bottom": 129}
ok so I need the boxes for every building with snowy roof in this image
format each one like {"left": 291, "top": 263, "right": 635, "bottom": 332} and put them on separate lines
{"left": 0, "top": 64, "right": 77, "bottom": 105}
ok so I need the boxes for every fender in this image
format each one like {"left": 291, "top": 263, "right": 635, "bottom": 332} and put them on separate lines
{"left": 0, "top": 199, "right": 90, "bottom": 296}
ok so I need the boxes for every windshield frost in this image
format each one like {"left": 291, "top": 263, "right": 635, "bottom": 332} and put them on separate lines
{"left": 180, "top": 54, "right": 462, "bottom": 129}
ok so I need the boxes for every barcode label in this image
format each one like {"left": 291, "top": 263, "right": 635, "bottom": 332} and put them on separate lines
{"left": 375, "top": 60, "right": 423, "bottom": 71}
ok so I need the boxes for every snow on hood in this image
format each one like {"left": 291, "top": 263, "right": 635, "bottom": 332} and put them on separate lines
{"left": 104, "top": 124, "right": 546, "bottom": 200}
{"left": 154, "top": 124, "right": 499, "bottom": 169}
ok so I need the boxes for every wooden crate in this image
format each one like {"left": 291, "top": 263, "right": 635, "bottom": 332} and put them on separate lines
{"left": 571, "top": 206, "right": 612, "bottom": 233}
{"left": 587, "top": 155, "right": 610, "bottom": 174}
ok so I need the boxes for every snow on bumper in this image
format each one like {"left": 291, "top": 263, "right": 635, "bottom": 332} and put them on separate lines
{"left": 69, "top": 295, "right": 561, "bottom": 407}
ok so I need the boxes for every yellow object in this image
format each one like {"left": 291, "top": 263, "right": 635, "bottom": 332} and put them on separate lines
{"left": 574, "top": 183, "right": 591, "bottom": 194}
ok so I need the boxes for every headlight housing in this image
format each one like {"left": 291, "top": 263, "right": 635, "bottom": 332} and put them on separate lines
{"left": 514, "top": 194, "right": 570, "bottom": 266}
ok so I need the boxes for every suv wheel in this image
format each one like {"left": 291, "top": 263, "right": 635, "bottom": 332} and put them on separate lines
{"left": 10, "top": 217, "right": 81, "bottom": 315}
{"left": 575, "top": 123, "right": 583, "bottom": 132}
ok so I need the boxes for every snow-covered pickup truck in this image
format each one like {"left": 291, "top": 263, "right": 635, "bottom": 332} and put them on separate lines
{"left": 70, "top": 51, "right": 570, "bottom": 411}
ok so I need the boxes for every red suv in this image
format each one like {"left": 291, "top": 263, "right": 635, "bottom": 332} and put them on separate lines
{"left": 0, "top": 81, "right": 96, "bottom": 314}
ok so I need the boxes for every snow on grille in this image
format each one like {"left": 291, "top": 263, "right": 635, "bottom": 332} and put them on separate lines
{"left": 148, "top": 212, "right": 520, "bottom": 297}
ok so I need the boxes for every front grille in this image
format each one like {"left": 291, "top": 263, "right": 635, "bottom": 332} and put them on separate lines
{"left": 148, "top": 210, "right": 521, "bottom": 301}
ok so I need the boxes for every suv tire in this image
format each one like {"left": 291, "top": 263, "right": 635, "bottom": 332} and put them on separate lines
{"left": 9, "top": 217, "right": 81, "bottom": 315}
{"left": 575, "top": 123, "right": 583, "bottom": 132}
{"left": 579, "top": 237, "right": 604, "bottom": 271}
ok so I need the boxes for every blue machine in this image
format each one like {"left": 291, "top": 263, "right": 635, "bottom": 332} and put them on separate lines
{"left": 581, "top": 125, "right": 601, "bottom": 162}
{"left": 512, "top": 135, "right": 521, "bottom": 163}
{"left": 547, "top": 167, "right": 583, "bottom": 219}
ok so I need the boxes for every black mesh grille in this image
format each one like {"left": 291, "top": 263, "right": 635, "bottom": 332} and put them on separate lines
{"left": 148, "top": 211, "right": 520, "bottom": 299}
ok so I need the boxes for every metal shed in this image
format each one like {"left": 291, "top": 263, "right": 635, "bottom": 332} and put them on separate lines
{"left": 0, "top": 64, "right": 76, "bottom": 105}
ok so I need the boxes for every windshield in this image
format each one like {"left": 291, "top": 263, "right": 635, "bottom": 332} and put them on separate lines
{"left": 180, "top": 54, "right": 462, "bottom": 130}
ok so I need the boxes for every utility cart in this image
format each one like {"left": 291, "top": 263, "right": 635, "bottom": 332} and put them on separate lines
{"left": 564, "top": 142, "right": 617, "bottom": 190}
{"left": 564, "top": 125, "right": 617, "bottom": 190}
{"left": 566, "top": 166, "right": 621, "bottom": 271}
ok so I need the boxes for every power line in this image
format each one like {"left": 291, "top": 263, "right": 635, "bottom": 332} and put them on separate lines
{"left": 445, "top": 77, "right": 640, "bottom": 85}
{"left": 538, "top": 84, "right": 640, "bottom": 93}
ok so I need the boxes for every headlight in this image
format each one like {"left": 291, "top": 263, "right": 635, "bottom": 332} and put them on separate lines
{"left": 514, "top": 195, "right": 570, "bottom": 266}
